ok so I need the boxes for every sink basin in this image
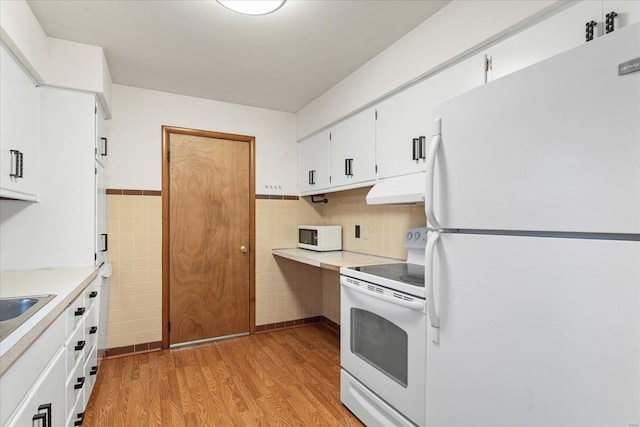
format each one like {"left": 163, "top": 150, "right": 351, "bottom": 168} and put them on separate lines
{"left": 0, "top": 295, "right": 56, "bottom": 342}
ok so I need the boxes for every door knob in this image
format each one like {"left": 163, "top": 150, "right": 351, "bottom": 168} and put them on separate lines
{"left": 240, "top": 246, "right": 248, "bottom": 253}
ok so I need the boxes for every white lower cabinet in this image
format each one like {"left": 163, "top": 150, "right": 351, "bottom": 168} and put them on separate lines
{"left": 1, "top": 276, "right": 101, "bottom": 427}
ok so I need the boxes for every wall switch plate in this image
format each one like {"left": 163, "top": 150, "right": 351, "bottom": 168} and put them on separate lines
{"left": 361, "top": 225, "right": 369, "bottom": 239}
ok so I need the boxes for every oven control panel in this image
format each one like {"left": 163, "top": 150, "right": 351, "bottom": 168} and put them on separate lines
{"left": 404, "top": 226, "right": 428, "bottom": 250}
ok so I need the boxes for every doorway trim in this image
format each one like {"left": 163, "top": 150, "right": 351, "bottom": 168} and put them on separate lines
{"left": 161, "top": 125, "right": 256, "bottom": 349}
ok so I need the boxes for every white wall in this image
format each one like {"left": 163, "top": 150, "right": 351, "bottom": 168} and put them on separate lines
{"left": 296, "top": 0, "right": 563, "bottom": 139}
{"left": 106, "top": 84, "right": 297, "bottom": 194}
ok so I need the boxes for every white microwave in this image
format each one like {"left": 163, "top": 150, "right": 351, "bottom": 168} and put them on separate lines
{"left": 298, "top": 225, "right": 342, "bottom": 251}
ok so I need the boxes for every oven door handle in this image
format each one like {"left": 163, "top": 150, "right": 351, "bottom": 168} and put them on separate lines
{"left": 426, "top": 230, "right": 440, "bottom": 344}
{"left": 340, "top": 278, "right": 425, "bottom": 311}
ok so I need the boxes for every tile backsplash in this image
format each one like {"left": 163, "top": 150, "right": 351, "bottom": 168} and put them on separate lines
{"left": 104, "top": 187, "right": 426, "bottom": 351}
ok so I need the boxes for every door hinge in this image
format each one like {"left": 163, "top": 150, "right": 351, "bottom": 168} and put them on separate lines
{"left": 375, "top": 110, "right": 378, "bottom": 120}
{"left": 483, "top": 55, "right": 492, "bottom": 83}
{"left": 167, "top": 151, "right": 170, "bottom": 162}
{"left": 329, "top": 176, "right": 332, "bottom": 183}
{"left": 94, "top": 253, "right": 97, "bottom": 261}
{"left": 168, "top": 321, "right": 171, "bottom": 332}
{"left": 95, "top": 106, "right": 97, "bottom": 114}
{"left": 375, "top": 164, "right": 378, "bottom": 173}
{"left": 95, "top": 167, "right": 97, "bottom": 175}
{"left": 329, "top": 132, "right": 332, "bottom": 141}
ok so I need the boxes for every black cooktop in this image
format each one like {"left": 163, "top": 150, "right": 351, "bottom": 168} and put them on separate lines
{"left": 350, "top": 263, "right": 425, "bottom": 288}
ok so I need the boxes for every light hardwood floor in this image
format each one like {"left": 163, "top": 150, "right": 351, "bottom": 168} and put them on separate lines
{"left": 84, "top": 324, "right": 364, "bottom": 426}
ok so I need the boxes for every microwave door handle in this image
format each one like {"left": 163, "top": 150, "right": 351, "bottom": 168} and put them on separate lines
{"left": 340, "top": 277, "right": 425, "bottom": 311}
{"left": 426, "top": 119, "right": 442, "bottom": 229}
{"left": 426, "top": 230, "right": 441, "bottom": 344}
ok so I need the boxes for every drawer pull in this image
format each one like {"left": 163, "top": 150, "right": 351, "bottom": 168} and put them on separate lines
{"left": 74, "top": 377, "right": 85, "bottom": 390}
{"left": 89, "top": 291, "right": 98, "bottom": 298}
{"left": 74, "top": 307, "right": 86, "bottom": 316}
{"left": 90, "top": 365, "right": 99, "bottom": 376}
{"left": 89, "top": 326, "right": 98, "bottom": 334}
{"left": 74, "top": 411, "right": 85, "bottom": 426}
{"left": 75, "top": 340, "right": 86, "bottom": 351}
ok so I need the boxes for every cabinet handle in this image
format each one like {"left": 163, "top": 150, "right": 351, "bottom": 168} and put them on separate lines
{"left": 89, "top": 290, "right": 98, "bottom": 298}
{"left": 89, "top": 326, "right": 98, "bottom": 334}
{"left": 90, "top": 365, "right": 99, "bottom": 376}
{"left": 412, "top": 138, "right": 419, "bottom": 160}
{"left": 75, "top": 340, "right": 86, "bottom": 351}
{"left": 345, "top": 158, "right": 354, "bottom": 177}
{"left": 74, "top": 376, "right": 86, "bottom": 390}
{"left": 419, "top": 136, "right": 426, "bottom": 160}
{"left": 101, "top": 233, "right": 108, "bottom": 252}
{"left": 100, "top": 137, "right": 108, "bottom": 156}
{"left": 74, "top": 307, "right": 86, "bottom": 316}
{"left": 74, "top": 411, "right": 85, "bottom": 426}
{"left": 585, "top": 20, "right": 597, "bottom": 42}
{"left": 308, "top": 170, "right": 315, "bottom": 185}
{"left": 32, "top": 403, "right": 51, "bottom": 427}
{"left": 9, "top": 150, "right": 24, "bottom": 178}
{"left": 32, "top": 412, "right": 47, "bottom": 427}
{"left": 605, "top": 11, "right": 617, "bottom": 34}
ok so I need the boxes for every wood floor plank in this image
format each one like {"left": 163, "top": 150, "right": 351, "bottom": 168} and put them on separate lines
{"left": 83, "top": 325, "right": 363, "bottom": 426}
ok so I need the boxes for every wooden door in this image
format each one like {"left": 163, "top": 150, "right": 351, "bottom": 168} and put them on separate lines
{"left": 162, "top": 127, "right": 255, "bottom": 347}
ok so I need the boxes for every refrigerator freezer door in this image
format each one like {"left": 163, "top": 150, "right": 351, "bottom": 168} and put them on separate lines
{"left": 425, "top": 232, "right": 639, "bottom": 426}
{"left": 429, "top": 23, "right": 640, "bottom": 234}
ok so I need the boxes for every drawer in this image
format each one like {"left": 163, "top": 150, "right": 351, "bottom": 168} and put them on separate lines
{"left": 83, "top": 344, "right": 99, "bottom": 408}
{"left": 65, "top": 356, "right": 85, "bottom": 416}
{"left": 0, "top": 315, "right": 65, "bottom": 427}
{"left": 65, "top": 320, "right": 86, "bottom": 374}
{"left": 66, "top": 386, "right": 85, "bottom": 427}
{"left": 65, "top": 292, "right": 86, "bottom": 335}
{"left": 84, "top": 303, "right": 99, "bottom": 352}
{"left": 84, "top": 277, "right": 100, "bottom": 310}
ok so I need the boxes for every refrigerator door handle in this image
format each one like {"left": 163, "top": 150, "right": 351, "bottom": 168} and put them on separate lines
{"left": 426, "top": 230, "right": 441, "bottom": 344}
{"left": 426, "top": 119, "right": 441, "bottom": 229}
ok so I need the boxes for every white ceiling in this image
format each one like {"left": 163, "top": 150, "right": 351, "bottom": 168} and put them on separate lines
{"left": 27, "top": 0, "right": 449, "bottom": 113}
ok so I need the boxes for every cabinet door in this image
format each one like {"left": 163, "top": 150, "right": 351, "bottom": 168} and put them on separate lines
{"left": 330, "top": 107, "right": 376, "bottom": 189}
{"left": 0, "top": 43, "right": 39, "bottom": 201}
{"left": 95, "top": 102, "right": 107, "bottom": 168}
{"left": 6, "top": 348, "right": 66, "bottom": 427}
{"left": 375, "top": 83, "right": 430, "bottom": 179}
{"left": 486, "top": 1, "right": 603, "bottom": 82}
{"left": 299, "top": 130, "right": 330, "bottom": 195}
{"left": 95, "top": 161, "right": 107, "bottom": 266}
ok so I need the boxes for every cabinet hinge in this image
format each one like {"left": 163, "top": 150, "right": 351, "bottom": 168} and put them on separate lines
{"left": 375, "top": 164, "right": 378, "bottom": 173}
{"left": 329, "top": 176, "right": 332, "bottom": 183}
{"left": 484, "top": 55, "right": 492, "bottom": 84}
{"left": 167, "top": 151, "right": 170, "bottom": 162}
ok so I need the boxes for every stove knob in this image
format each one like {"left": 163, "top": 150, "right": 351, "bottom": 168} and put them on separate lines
{"left": 406, "top": 231, "right": 413, "bottom": 241}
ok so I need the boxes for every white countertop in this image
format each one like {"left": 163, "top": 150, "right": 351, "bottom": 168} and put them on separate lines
{"left": 0, "top": 266, "right": 99, "bottom": 374}
{"left": 272, "top": 248, "right": 399, "bottom": 271}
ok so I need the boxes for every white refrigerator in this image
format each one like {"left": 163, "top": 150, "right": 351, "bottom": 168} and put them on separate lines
{"left": 424, "top": 23, "right": 639, "bottom": 426}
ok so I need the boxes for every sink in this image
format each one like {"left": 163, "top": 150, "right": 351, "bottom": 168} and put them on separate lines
{"left": 0, "top": 295, "right": 56, "bottom": 342}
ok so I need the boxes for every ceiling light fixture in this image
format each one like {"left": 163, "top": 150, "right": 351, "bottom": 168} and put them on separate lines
{"left": 217, "top": 0, "right": 286, "bottom": 16}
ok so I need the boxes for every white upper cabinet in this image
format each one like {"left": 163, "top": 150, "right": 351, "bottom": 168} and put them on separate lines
{"left": 329, "top": 107, "right": 376, "bottom": 189}
{"left": 0, "top": 43, "right": 39, "bottom": 201}
{"left": 375, "top": 82, "right": 430, "bottom": 179}
{"left": 486, "top": 0, "right": 639, "bottom": 82}
{"left": 375, "top": 52, "right": 486, "bottom": 180}
{"left": 299, "top": 130, "right": 330, "bottom": 195}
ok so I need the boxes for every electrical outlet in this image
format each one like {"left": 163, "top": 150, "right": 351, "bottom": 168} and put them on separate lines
{"left": 361, "top": 225, "right": 369, "bottom": 239}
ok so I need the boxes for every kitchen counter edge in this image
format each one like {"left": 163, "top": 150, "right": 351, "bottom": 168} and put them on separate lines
{"left": 0, "top": 266, "right": 100, "bottom": 375}
{"left": 272, "top": 248, "right": 400, "bottom": 271}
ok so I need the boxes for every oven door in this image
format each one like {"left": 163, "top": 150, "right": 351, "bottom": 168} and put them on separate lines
{"left": 340, "top": 276, "right": 426, "bottom": 427}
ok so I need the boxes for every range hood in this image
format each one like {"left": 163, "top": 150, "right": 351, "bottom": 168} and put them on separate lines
{"left": 366, "top": 172, "right": 426, "bottom": 205}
